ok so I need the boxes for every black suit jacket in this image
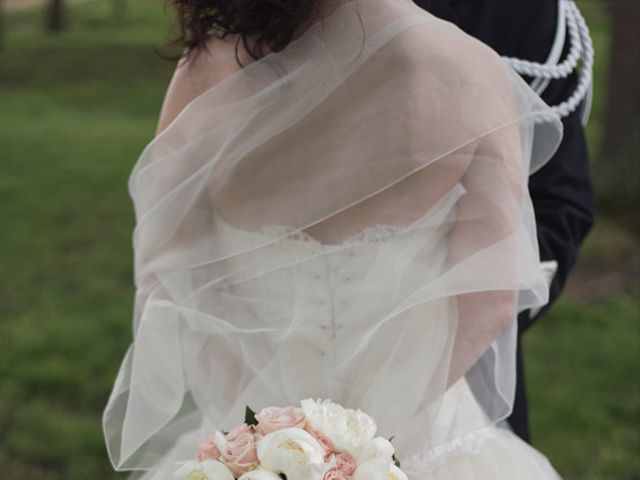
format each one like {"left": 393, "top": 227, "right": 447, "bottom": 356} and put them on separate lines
{"left": 414, "top": 0, "right": 596, "bottom": 443}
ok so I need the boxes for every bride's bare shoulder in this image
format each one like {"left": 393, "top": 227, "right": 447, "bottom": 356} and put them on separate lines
{"left": 155, "top": 35, "right": 249, "bottom": 135}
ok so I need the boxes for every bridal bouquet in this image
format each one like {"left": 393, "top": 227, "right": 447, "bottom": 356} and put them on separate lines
{"left": 173, "top": 398, "right": 408, "bottom": 480}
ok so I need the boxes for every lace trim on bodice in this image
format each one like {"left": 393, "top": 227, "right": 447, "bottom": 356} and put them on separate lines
{"left": 254, "top": 222, "right": 411, "bottom": 248}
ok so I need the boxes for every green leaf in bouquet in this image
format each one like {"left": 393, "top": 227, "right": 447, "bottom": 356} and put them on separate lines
{"left": 245, "top": 405, "right": 258, "bottom": 426}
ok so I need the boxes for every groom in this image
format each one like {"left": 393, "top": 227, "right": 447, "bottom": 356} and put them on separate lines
{"left": 415, "top": 0, "right": 596, "bottom": 443}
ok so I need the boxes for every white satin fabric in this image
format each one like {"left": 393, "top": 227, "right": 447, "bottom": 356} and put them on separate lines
{"left": 103, "top": 0, "right": 564, "bottom": 476}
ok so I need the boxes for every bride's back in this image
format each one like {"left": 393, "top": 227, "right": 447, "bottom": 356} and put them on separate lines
{"left": 154, "top": 0, "right": 518, "bottom": 243}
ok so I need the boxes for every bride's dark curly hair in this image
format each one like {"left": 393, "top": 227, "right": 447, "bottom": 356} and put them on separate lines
{"left": 170, "top": 0, "right": 322, "bottom": 62}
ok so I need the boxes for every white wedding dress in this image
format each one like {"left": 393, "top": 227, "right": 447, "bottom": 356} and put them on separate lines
{"left": 125, "top": 208, "right": 563, "bottom": 480}
{"left": 103, "top": 0, "right": 566, "bottom": 478}
{"left": 206, "top": 213, "right": 562, "bottom": 480}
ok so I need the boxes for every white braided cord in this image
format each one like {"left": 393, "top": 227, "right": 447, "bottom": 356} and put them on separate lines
{"left": 530, "top": 0, "right": 566, "bottom": 94}
{"left": 501, "top": 1, "right": 594, "bottom": 121}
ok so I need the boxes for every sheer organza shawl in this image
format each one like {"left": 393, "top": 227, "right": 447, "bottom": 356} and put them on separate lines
{"left": 103, "top": 0, "right": 562, "bottom": 475}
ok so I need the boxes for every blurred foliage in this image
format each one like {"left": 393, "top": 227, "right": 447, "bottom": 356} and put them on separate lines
{"left": 0, "top": 1, "right": 638, "bottom": 479}
{"left": 597, "top": 0, "right": 640, "bottom": 234}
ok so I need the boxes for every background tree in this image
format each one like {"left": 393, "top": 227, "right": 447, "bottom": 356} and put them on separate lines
{"left": 46, "top": 0, "right": 65, "bottom": 32}
{"left": 599, "top": 0, "right": 640, "bottom": 234}
{"left": 0, "top": 0, "right": 4, "bottom": 50}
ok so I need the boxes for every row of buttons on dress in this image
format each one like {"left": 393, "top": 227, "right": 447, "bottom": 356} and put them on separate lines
{"left": 295, "top": 242, "right": 372, "bottom": 359}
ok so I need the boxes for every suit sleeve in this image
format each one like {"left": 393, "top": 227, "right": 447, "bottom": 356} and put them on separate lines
{"left": 515, "top": 0, "right": 596, "bottom": 332}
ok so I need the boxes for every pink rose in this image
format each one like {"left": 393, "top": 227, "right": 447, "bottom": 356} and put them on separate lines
{"left": 309, "top": 430, "right": 334, "bottom": 461}
{"left": 227, "top": 423, "right": 254, "bottom": 441}
{"left": 323, "top": 468, "right": 350, "bottom": 480}
{"left": 256, "top": 406, "right": 306, "bottom": 435}
{"left": 253, "top": 430, "right": 265, "bottom": 443}
{"left": 196, "top": 435, "right": 222, "bottom": 461}
{"left": 221, "top": 424, "right": 259, "bottom": 476}
{"left": 335, "top": 452, "right": 357, "bottom": 476}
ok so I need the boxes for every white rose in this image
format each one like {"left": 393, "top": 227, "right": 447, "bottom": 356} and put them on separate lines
{"left": 172, "top": 460, "right": 235, "bottom": 480}
{"left": 300, "top": 398, "right": 377, "bottom": 459}
{"left": 257, "top": 427, "right": 327, "bottom": 480}
{"left": 238, "top": 469, "right": 283, "bottom": 480}
{"left": 369, "top": 437, "right": 395, "bottom": 460}
{"left": 351, "top": 437, "right": 396, "bottom": 480}
{"left": 389, "top": 463, "right": 408, "bottom": 480}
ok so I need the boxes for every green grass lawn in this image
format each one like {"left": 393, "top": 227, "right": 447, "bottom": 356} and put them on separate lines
{"left": 0, "top": 1, "right": 638, "bottom": 479}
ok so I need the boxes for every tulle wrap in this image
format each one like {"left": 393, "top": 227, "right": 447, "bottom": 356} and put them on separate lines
{"left": 103, "top": 0, "right": 563, "bottom": 476}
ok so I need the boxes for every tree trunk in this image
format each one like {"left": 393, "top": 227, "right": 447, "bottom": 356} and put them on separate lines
{"left": 599, "top": 0, "right": 640, "bottom": 234}
{"left": 46, "top": 0, "right": 65, "bottom": 32}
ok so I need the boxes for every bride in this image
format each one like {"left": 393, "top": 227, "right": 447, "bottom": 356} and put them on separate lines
{"left": 103, "top": 0, "right": 565, "bottom": 478}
